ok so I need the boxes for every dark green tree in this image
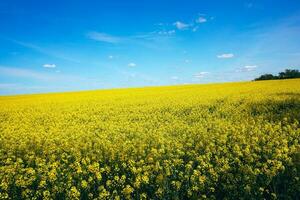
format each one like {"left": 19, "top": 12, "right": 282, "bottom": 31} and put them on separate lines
{"left": 254, "top": 69, "right": 300, "bottom": 81}
{"left": 254, "top": 74, "right": 277, "bottom": 81}
{"left": 278, "top": 69, "right": 300, "bottom": 79}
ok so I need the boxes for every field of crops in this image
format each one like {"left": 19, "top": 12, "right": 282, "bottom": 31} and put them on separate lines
{"left": 0, "top": 79, "right": 299, "bottom": 199}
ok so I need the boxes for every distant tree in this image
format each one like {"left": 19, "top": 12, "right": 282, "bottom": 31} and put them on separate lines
{"left": 254, "top": 74, "right": 277, "bottom": 81}
{"left": 278, "top": 69, "right": 300, "bottom": 79}
{"left": 254, "top": 69, "right": 300, "bottom": 81}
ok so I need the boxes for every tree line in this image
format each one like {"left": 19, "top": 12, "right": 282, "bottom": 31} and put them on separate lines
{"left": 254, "top": 69, "right": 300, "bottom": 81}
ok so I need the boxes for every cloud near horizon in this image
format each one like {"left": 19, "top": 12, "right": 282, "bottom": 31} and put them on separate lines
{"left": 43, "top": 64, "right": 56, "bottom": 68}
{"left": 194, "top": 72, "right": 209, "bottom": 78}
{"left": 243, "top": 65, "right": 257, "bottom": 71}
{"left": 236, "top": 65, "right": 258, "bottom": 72}
{"left": 0, "top": 66, "right": 55, "bottom": 81}
{"left": 217, "top": 53, "right": 234, "bottom": 59}
{"left": 0, "top": 66, "right": 87, "bottom": 82}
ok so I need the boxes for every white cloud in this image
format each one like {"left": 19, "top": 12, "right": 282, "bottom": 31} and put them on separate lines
{"left": 196, "top": 17, "right": 207, "bottom": 23}
{"left": 217, "top": 53, "right": 234, "bottom": 59}
{"left": 171, "top": 76, "right": 179, "bottom": 80}
{"left": 194, "top": 72, "right": 209, "bottom": 78}
{"left": 128, "top": 62, "right": 136, "bottom": 67}
{"left": 158, "top": 30, "right": 176, "bottom": 35}
{"left": 87, "top": 32, "right": 121, "bottom": 43}
{"left": 173, "top": 21, "right": 190, "bottom": 30}
{"left": 243, "top": 65, "right": 257, "bottom": 71}
{"left": 236, "top": 65, "right": 257, "bottom": 72}
{"left": 43, "top": 64, "right": 56, "bottom": 68}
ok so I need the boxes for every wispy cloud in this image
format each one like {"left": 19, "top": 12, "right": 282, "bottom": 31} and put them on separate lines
{"left": 0, "top": 82, "right": 104, "bottom": 95}
{"left": 0, "top": 66, "right": 54, "bottom": 81}
{"left": 0, "top": 83, "right": 58, "bottom": 91}
{"left": 87, "top": 31, "right": 174, "bottom": 50}
{"left": 173, "top": 21, "right": 190, "bottom": 30}
{"left": 196, "top": 17, "right": 207, "bottom": 23}
{"left": 0, "top": 66, "right": 110, "bottom": 94}
{"left": 194, "top": 72, "right": 209, "bottom": 78}
{"left": 87, "top": 32, "right": 121, "bottom": 43}
{"left": 172, "top": 15, "right": 211, "bottom": 32}
{"left": 0, "top": 83, "right": 18, "bottom": 89}
{"left": 43, "top": 64, "right": 56, "bottom": 68}
{"left": 7, "top": 39, "right": 80, "bottom": 63}
{"left": 231, "top": 15, "right": 300, "bottom": 73}
{"left": 217, "top": 53, "right": 234, "bottom": 59}
{"left": 158, "top": 30, "right": 176, "bottom": 35}
{"left": 244, "top": 65, "right": 257, "bottom": 71}
{"left": 128, "top": 62, "right": 136, "bottom": 67}
{"left": 0, "top": 66, "right": 84, "bottom": 82}
{"left": 236, "top": 65, "right": 257, "bottom": 72}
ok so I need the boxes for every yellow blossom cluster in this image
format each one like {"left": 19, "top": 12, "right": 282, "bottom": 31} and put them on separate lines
{"left": 0, "top": 79, "right": 299, "bottom": 199}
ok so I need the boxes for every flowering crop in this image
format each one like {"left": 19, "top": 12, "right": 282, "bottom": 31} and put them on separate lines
{"left": 0, "top": 79, "right": 299, "bottom": 199}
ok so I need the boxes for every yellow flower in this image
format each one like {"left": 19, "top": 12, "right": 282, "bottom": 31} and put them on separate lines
{"left": 141, "top": 175, "right": 149, "bottom": 184}
{"left": 81, "top": 180, "right": 88, "bottom": 189}
{"left": 122, "top": 185, "right": 134, "bottom": 199}
{"left": 69, "top": 186, "right": 80, "bottom": 199}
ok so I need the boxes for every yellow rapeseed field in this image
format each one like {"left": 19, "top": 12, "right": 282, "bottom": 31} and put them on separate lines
{"left": 0, "top": 79, "right": 299, "bottom": 199}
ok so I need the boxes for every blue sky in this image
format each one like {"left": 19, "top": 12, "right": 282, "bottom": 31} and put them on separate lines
{"left": 0, "top": 0, "right": 300, "bottom": 95}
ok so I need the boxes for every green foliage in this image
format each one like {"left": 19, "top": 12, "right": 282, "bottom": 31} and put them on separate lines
{"left": 0, "top": 79, "right": 299, "bottom": 199}
{"left": 255, "top": 69, "right": 300, "bottom": 81}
